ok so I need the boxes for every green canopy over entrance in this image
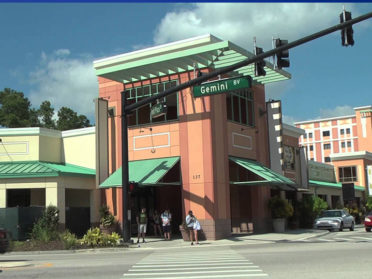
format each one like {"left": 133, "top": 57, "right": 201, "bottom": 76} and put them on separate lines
{"left": 229, "top": 156, "right": 297, "bottom": 191}
{"left": 99, "top": 157, "right": 180, "bottom": 188}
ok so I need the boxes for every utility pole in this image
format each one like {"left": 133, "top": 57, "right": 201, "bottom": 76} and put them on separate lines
{"left": 120, "top": 10, "right": 372, "bottom": 242}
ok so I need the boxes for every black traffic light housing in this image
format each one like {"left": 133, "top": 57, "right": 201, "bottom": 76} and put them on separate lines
{"left": 275, "top": 39, "right": 290, "bottom": 69}
{"left": 340, "top": 10, "right": 354, "bottom": 46}
{"left": 254, "top": 47, "right": 266, "bottom": 77}
{"left": 128, "top": 181, "right": 139, "bottom": 194}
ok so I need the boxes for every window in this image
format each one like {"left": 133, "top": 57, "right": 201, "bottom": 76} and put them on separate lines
{"left": 226, "top": 89, "right": 254, "bottom": 126}
{"left": 303, "top": 134, "right": 307, "bottom": 139}
{"left": 347, "top": 141, "right": 351, "bottom": 147}
{"left": 309, "top": 145, "right": 314, "bottom": 151}
{"left": 340, "top": 129, "right": 345, "bottom": 135}
{"left": 322, "top": 130, "right": 330, "bottom": 137}
{"left": 339, "top": 166, "right": 357, "bottom": 182}
{"left": 324, "top": 157, "right": 331, "bottom": 162}
{"left": 341, "top": 142, "right": 346, "bottom": 148}
{"left": 126, "top": 80, "right": 178, "bottom": 126}
{"left": 308, "top": 132, "right": 313, "bottom": 138}
{"left": 323, "top": 143, "right": 331, "bottom": 150}
{"left": 346, "top": 128, "right": 351, "bottom": 134}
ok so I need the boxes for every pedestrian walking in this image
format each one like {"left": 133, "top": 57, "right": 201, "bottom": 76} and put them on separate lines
{"left": 152, "top": 210, "right": 162, "bottom": 237}
{"left": 136, "top": 208, "right": 148, "bottom": 243}
{"left": 186, "top": 210, "right": 200, "bottom": 245}
{"left": 161, "top": 209, "right": 172, "bottom": 240}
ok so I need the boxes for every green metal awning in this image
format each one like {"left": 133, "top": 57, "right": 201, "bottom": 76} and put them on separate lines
{"left": 0, "top": 161, "right": 95, "bottom": 178}
{"left": 94, "top": 34, "right": 291, "bottom": 85}
{"left": 229, "top": 156, "right": 297, "bottom": 191}
{"left": 99, "top": 157, "right": 180, "bottom": 188}
{"left": 309, "top": 180, "right": 365, "bottom": 191}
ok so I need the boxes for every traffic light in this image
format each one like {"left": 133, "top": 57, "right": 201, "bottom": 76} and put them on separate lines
{"left": 128, "top": 181, "right": 138, "bottom": 194}
{"left": 340, "top": 10, "right": 354, "bottom": 46}
{"left": 254, "top": 47, "right": 266, "bottom": 77}
{"left": 275, "top": 39, "right": 290, "bottom": 69}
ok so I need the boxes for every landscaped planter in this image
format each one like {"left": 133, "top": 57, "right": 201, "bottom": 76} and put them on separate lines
{"left": 179, "top": 225, "right": 190, "bottom": 241}
{"left": 272, "top": 218, "right": 286, "bottom": 233}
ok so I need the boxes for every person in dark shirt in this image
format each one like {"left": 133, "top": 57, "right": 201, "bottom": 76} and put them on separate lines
{"left": 136, "top": 208, "right": 148, "bottom": 243}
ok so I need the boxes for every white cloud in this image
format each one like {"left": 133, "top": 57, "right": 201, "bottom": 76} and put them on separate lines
{"left": 282, "top": 115, "right": 301, "bottom": 126}
{"left": 28, "top": 50, "right": 98, "bottom": 121}
{"left": 319, "top": 105, "right": 355, "bottom": 118}
{"left": 154, "top": 3, "right": 359, "bottom": 50}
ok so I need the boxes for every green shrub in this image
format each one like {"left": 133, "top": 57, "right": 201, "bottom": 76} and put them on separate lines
{"left": 102, "top": 232, "right": 120, "bottom": 246}
{"left": 313, "top": 196, "right": 328, "bottom": 217}
{"left": 268, "top": 196, "right": 294, "bottom": 219}
{"left": 297, "top": 195, "right": 328, "bottom": 228}
{"left": 31, "top": 206, "right": 60, "bottom": 242}
{"left": 81, "top": 228, "right": 120, "bottom": 247}
{"left": 99, "top": 205, "right": 116, "bottom": 228}
{"left": 365, "top": 197, "right": 372, "bottom": 211}
{"left": 61, "top": 231, "right": 78, "bottom": 249}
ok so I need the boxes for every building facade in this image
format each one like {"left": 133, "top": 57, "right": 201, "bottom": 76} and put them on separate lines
{"left": 94, "top": 34, "right": 298, "bottom": 239}
{"left": 295, "top": 105, "right": 372, "bottom": 201}
{"left": 0, "top": 127, "right": 99, "bottom": 239}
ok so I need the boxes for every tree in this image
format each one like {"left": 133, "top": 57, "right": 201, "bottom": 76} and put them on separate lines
{"left": 38, "top": 100, "right": 56, "bottom": 129}
{"left": 56, "top": 107, "right": 91, "bottom": 131}
{"left": 0, "top": 88, "right": 32, "bottom": 127}
{"left": 0, "top": 88, "right": 92, "bottom": 130}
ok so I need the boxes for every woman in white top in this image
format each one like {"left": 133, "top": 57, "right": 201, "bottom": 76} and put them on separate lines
{"left": 186, "top": 210, "right": 200, "bottom": 245}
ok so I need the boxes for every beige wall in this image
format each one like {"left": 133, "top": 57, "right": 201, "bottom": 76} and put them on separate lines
{"left": 62, "top": 133, "right": 96, "bottom": 169}
{"left": 0, "top": 135, "right": 39, "bottom": 162}
{"left": 39, "top": 135, "right": 62, "bottom": 163}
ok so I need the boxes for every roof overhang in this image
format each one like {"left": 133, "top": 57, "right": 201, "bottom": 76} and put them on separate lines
{"left": 309, "top": 180, "right": 365, "bottom": 191}
{"left": 229, "top": 156, "right": 297, "bottom": 191}
{"left": 330, "top": 151, "right": 372, "bottom": 161}
{"left": 0, "top": 161, "right": 95, "bottom": 179}
{"left": 100, "top": 157, "right": 180, "bottom": 188}
{"left": 93, "top": 34, "right": 291, "bottom": 85}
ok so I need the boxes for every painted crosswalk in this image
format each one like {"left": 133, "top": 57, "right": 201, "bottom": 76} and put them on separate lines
{"left": 122, "top": 248, "right": 268, "bottom": 279}
{"left": 290, "top": 234, "right": 372, "bottom": 243}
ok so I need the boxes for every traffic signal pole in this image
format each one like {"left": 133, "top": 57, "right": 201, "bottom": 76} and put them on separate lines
{"left": 120, "top": 10, "right": 372, "bottom": 242}
{"left": 121, "top": 91, "right": 130, "bottom": 242}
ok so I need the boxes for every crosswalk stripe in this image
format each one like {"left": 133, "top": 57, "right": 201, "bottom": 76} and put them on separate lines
{"left": 122, "top": 248, "right": 267, "bottom": 279}
{"left": 129, "top": 266, "right": 259, "bottom": 272}
{"left": 334, "top": 238, "right": 350, "bottom": 241}
{"left": 136, "top": 259, "right": 250, "bottom": 265}
{"left": 351, "top": 236, "right": 372, "bottom": 241}
{"left": 129, "top": 262, "right": 251, "bottom": 267}
{"left": 123, "top": 273, "right": 268, "bottom": 279}
{"left": 318, "top": 238, "right": 334, "bottom": 242}
{"left": 124, "top": 269, "right": 263, "bottom": 276}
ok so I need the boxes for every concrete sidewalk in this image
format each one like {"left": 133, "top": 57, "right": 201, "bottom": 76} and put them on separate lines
{"left": 0, "top": 227, "right": 349, "bottom": 268}
{"left": 127, "top": 227, "right": 329, "bottom": 250}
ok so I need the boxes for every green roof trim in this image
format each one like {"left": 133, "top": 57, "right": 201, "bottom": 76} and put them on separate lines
{"left": 94, "top": 34, "right": 290, "bottom": 85}
{"left": 309, "top": 180, "right": 365, "bottom": 191}
{"left": 99, "top": 157, "right": 180, "bottom": 188}
{"left": 0, "top": 161, "right": 95, "bottom": 179}
{"left": 229, "top": 156, "right": 296, "bottom": 187}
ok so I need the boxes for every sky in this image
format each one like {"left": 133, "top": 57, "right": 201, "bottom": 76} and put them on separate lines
{"left": 1, "top": 3, "right": 371, "bottom": 125}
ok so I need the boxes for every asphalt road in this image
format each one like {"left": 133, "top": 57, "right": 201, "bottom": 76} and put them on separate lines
{"left": 1, "top": 228, "right": 371, "bottom": 279}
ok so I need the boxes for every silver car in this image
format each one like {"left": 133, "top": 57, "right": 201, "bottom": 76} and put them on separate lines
{"left": 314, "top": 209, "right": 355, "bottom": 232}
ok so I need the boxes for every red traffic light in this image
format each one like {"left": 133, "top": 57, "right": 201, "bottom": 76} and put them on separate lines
{"left": 128, "top": 182, "right": 138, "bottom": 193}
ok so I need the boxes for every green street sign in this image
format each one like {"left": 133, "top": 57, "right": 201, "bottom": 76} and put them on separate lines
{"left": 150, "top": 102, "right": 167, "bottom": 119}
{"left": 193, "top": 76, "right": 251, "bottom": 98}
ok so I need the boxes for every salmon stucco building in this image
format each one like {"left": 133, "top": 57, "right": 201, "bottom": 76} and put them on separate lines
{"left": 296, "top": 105, "right": 372, "bottom": 204}
{"left": 93, "top": 34, "right": 301, "bottom": 240}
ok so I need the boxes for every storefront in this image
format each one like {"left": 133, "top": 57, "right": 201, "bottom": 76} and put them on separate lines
{"left": 94, "top": 34, "right": 292, "bottom": 239}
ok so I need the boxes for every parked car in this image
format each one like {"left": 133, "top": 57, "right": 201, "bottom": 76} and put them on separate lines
{"left": 0, "top": 228, "right": 9, "bottom": 253}
{"left": 314, "top": 209, "right": 355, "bottom": 232}
{"left": 364, "top": 211, "right": 372, "bottom": 232}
